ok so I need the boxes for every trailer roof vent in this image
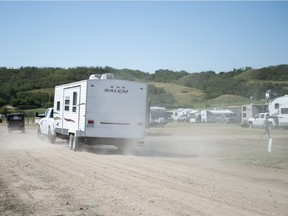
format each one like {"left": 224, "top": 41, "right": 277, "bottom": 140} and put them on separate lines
{"left": 89, "top": 74, "right": 102, "bottom": 80}
{"left": 101, "top": 73, "right": 114, "bottom": 80}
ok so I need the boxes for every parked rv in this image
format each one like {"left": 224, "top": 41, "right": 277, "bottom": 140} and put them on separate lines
{"left": 171, "top": 108, "right": 196, "bottom": 122}
{"left": 241, "top": 104, "right": 267, "bottom": 127}
{"left": 268, "top": 95, "right": 288, "bottom": 128}
{"left": 150, "top": 106, "right": 169, "bottom": 127}
{"left": 201, "top": 109, "right": 236, "bottom": 124}
{"left": 186, "top": 110, "right": 201, "bottom": 123}
{"left": 36, "top": 73, "right": 148, "bottom": 152}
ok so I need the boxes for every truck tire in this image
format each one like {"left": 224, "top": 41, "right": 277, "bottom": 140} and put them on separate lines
{"left": 48, "top": 128, "right": 56, "bottom": 144}
{"left": 37, "top": 125, "right": 44, "bottom": 141}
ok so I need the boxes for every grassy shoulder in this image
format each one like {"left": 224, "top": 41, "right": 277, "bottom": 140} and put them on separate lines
{"left": 146, "top": 122, "right": 288, "bottom": 170}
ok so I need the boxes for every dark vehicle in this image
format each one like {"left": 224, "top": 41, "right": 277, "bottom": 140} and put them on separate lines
{"left": 0, "top": 114, "right": 5, "bottom": 123}
{"left": 7, "top": 113, "right": 25, "bottom": 133}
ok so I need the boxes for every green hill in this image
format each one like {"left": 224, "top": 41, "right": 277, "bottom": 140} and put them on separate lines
{"left": 148, "top": 82, "right": 205, "bottom": 107}
{"left": 0, "top": 65, "right": 288, "bottom": 110}
{"left": 236, "top": 65, "right": 288, "bottom": 81}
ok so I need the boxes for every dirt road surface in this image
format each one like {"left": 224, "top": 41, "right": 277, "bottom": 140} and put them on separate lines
{"left": 0, "top": 123, "right": 287, "bottom": 216}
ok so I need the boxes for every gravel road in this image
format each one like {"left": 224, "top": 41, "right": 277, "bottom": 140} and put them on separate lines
{"left": 0, "top": 124, "right": 287, "bottom": 216}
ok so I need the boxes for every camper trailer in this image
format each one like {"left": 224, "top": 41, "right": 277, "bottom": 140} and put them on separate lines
{"left": 36, "top": 74, "right": 148, "bottom": 152}
{"left": 241, "top": 104, "right": 268, "bottom": 126}
{"left": 150, "top": 106, "right": 169, "bottom": 126}
{"left": 201, "top": 109, "right": 236, "bottom": 123}
{"left": 269, "top": 95, "right": 288, "bottom": 128}
{"left": 187, "top": 110, "right": 201, "bottom": 123}
{"left": 171, "top": 108, "right": 194, "bottom": 122}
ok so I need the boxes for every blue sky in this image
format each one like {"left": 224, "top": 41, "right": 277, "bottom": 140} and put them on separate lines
{"left": 0, "top": 1, "right": 287, "bottom": 73}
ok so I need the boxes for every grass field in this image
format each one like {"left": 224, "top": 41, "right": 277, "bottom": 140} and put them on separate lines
{"left": 147, "top": 122, "right": 288, "bottom": 170}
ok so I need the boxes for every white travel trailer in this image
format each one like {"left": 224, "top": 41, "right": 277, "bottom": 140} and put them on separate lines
{"left": 187, "top": 110, "right": 201, "bottom": 123}
{"left": 150, "top": 106, "right": 168, "bottom": 126}
{"left": 170, "top": 108, "right": 193, "bottom": 122}
{"left": 269, "top": 95, "right": 288, "bottom": 128}
{"left": 201, "top": 109, "right": 236, "bottom": 123}
{"left": 241, "top": 104, "right": 267, "bottom": 126}
{"left": 37, "top": 73, "right": 148, "bottom": 152}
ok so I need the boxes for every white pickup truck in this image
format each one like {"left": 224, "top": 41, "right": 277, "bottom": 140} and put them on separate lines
{"left": 36, "top": 108, "right": 56, "bottom": 143}
{"left": 247, "top": 112, "right": 275, "bottom": 129}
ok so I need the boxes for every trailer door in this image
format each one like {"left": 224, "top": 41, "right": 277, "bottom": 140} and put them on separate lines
{"left": 63, "top": 86, "right": 81, "bottom": 133}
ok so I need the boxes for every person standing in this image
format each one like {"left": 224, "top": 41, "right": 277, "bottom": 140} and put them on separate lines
{"left": 261, "top": 116, "right": 271, "bottom": 139}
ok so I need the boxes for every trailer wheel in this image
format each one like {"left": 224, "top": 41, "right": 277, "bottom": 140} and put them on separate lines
{"left": 69, "top": 134, "right": 80, "bottom": 152}
{"left": 118, "top": 140, "right": 135, "bottom": 155}
{"left": 72, "top": 136, "right": 80, "bottom": 152}
{"left": 68, "top": 134, "right": 74, "bottom": 150}
{"left": 48, "top": 128, "right": 56, "bottom": 144}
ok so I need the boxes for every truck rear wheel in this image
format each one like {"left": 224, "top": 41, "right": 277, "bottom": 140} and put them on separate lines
{"left": 48, "top": 128, "right": 56, "bottom": 144}
{"left": 37, "top": 125, "right": 44, "bottom": 141}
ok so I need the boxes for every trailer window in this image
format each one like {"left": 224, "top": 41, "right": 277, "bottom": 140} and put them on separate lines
{"left": 65, "top": 99, "right": 70, "bottom": 111}
{"left": 281, "top": 108, "right": 288, "bottom": 114}
{"left": 72, "top": 92, "right": 77, "bottom": 112}
{"left": 50, "top": 109, "right": 54, "bottom": 118}
{"left": 275, "top": 103, "right": 279, "bottom": 109}
{"left": 56, "top": 101, "right": 60, "bottom": 111}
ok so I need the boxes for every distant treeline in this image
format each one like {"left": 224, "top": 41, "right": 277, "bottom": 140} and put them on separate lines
{"left": 0, "top": 65, "right": 288, "bottom": 109}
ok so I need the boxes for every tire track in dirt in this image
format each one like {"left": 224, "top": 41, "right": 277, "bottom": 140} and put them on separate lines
{"left": 1, "top": 126, "right": 287, "bottom": 215}
{"left": 36, "top": 147, "right": 274, "bottom": 216}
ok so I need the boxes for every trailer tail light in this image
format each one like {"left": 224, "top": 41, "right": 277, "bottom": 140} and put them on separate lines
{"left": 88, "top": 120, "right": 94, "bottom": 125}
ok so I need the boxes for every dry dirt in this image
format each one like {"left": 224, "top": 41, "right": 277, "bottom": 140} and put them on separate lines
{"left": 0, "top": 123, "right": 287, "bottom": 216}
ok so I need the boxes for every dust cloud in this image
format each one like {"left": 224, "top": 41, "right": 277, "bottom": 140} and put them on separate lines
{"left": 0, "top": 124, "right": 55, "bottom": 151}
{"left": 1, "top": 122, "right": 288, "bottom": 216}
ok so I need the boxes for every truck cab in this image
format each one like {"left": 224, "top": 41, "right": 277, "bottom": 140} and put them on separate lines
{"left": 35, "top": 108, "right": 56, "bottom": 143}
{"left": 248, "top": 112, "right": 274, "bottom": 129}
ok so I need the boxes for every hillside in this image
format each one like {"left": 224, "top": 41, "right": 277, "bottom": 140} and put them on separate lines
{"left": 236, "top": 65, "right": 288, "bottom": 81}
{"left": 0, "top": 65, "right": 288, "bottom": 111}
{"left": 206, "top": 94, "right": 261, "bottom": 108}
{"left": 235, "top": 65, "right": 288, "bottom": 93}
{"left": 177, "top": 65, "right": 288, "bottom": 102}
{"left": 148, "top": 82, "right": 205, "bottom": 107}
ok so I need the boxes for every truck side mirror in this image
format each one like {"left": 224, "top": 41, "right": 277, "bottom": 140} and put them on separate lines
{"left": 35, "top": 112, "right": 39, "bottom": 117}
